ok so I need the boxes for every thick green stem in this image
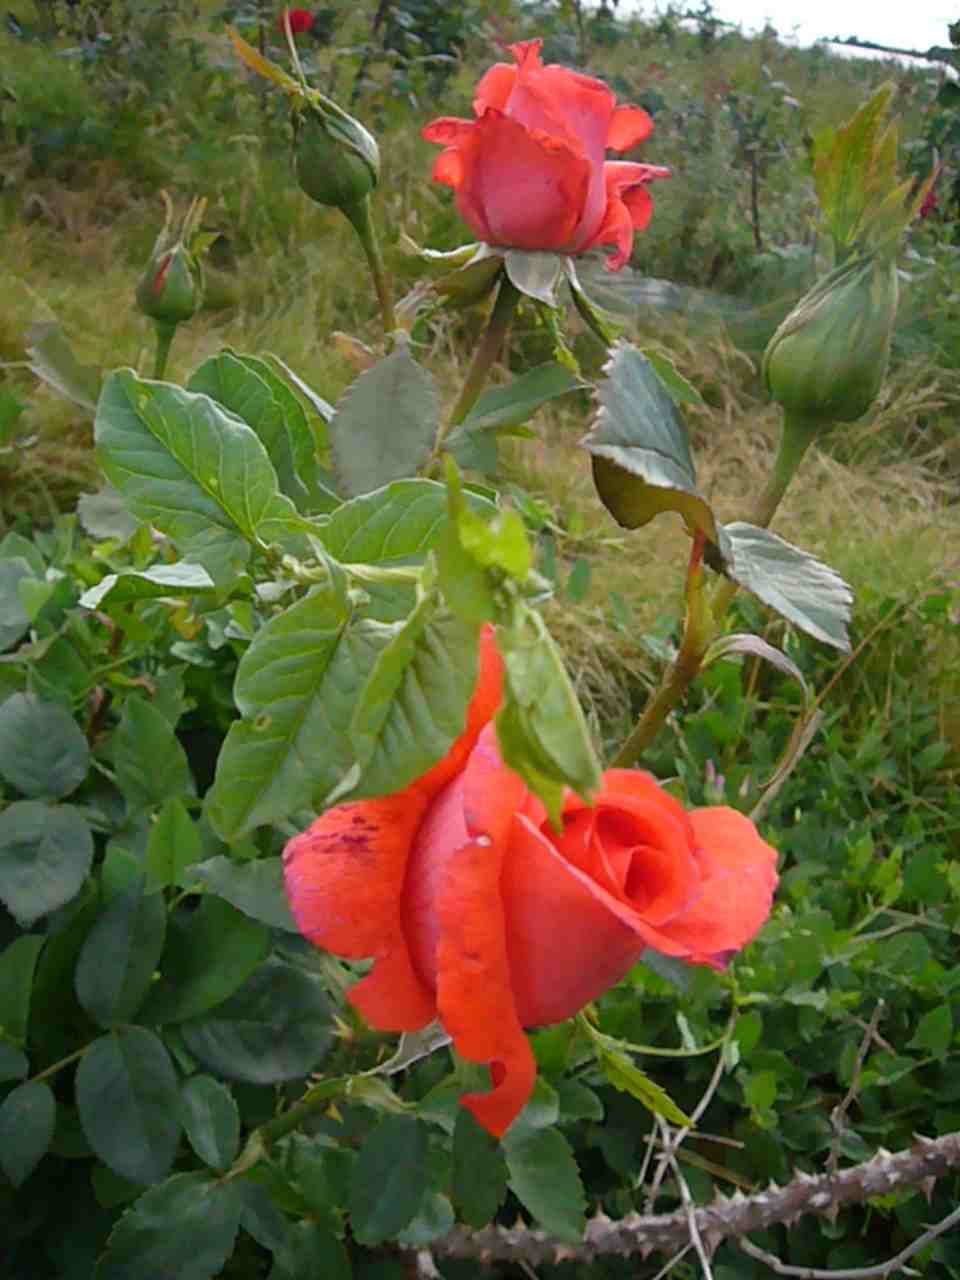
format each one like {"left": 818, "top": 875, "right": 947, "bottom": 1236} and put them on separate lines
{"left": 430, "top": 276, "right": 520, "bottom": 468}
{"left": 712, "top": 408, "right": 822, "bottom": 619}
{"left": 612, "top": 531, "right": 713, "bottom": 768}
{"left": 152, "top": 322, "right": 176, "bottom": 380}
{"left": 344, "top": 198, "right": 395, "bottom": 339}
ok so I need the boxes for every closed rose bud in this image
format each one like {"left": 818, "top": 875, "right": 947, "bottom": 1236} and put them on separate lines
{"left": 762, "top": 251, "right": 898, "bottom": 427}
{"left": 136, "top": 194, "right": 206, "bottom": 328}
{"left": 136, "top": 243, "right": 203, "bottom": 327}
{"left": 294, "top": 98, "right": 379, "bottom": 214}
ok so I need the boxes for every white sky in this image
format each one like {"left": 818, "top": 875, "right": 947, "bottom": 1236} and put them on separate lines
{"left": 621, "top": 1, "right": 952, "bottom": 54}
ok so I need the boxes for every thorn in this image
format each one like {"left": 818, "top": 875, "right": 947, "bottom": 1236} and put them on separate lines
{"left": 920, "top": 1176, "right": 937, "bottom": 1202}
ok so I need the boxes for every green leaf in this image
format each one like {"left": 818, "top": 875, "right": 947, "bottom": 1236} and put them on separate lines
{"left": 204, "top": 583, "right": 355, "bottom": 840}
{"left": 347, "top": 604, "right": 480, "bottom": 801}
{"left": 269, "top": 1222, "right": 352, "bottom": 1280}
{"left": 80, "top": 563, "right": 219, "bottom": 611}
{"left": 0, "top": 800, "right": 94, "bottom": 926}
{"left": 191, "top": 856, "right": 298, "bottom": 931}
{"left": 0, "top": 693, "right": 90, "bottom": 799}
{"left": 76, "top": 1027, "right": 181, "bottom": 1184}
{"left": 907, "top": 1004, "right": 953, "bottom": 1058}
{"left": 0, "top": 1080, "right": 56, "bottom": 1186}
{"left": 0, "top": 387, "right": 25, "bottom": 444}
{"left": 597, "top": 1047, "right": 692, "bottom": 1125}
{"left": 455, "top": 362, "right": 583, "bottom": 435}
{"left": 502, "top": 1125, "right": 586, "bottom": 1242}
{"left": 94, "top": 369, "right": 306, "bottom": 551}
{"left": 139, "top": 896, "right": 270, "bottom": 1024}
{"left": 266, "top": 354, "right": 335, "bottom": 423}
{"left": 180, "top": 956, "right": 333, "bottom": 1083}
{"left": 0, "top": 1042, "right": 28, "bottom": 1082}
{"left": 180, "top": 527, "right": 253, "bottom": 592}
{"left": 349, "top": 1115, "right": 429, "bottom": 1246}
{"left": 451, "top": 1108, "right": 509, "bottom": 1228}
{"left": 26, "top": 320, "right": 101, "bottom": 412}
{"left": 583, "top": 341, "right": 726, "bottom": 552}
{"left": 0, "top": 557, "right": 33, "bottom": 653}
{"left": 642, "top": 349, "right": 705, "bottom": 406}
{"left": 96, "top": 1172, "right": 244, "bottom": 1280}
{"left": 145, "top": 798, "right": 205, "bottom": 892}
{"left": 74, "top": 878, "right": 167, "bottom": 1028}
{"left": 76, "top": 484, "right": 141, "bottom": 543}
{"left": 720, "top": 522, "right": 853, "bottom": 651}
{"left": 112, "top": 696, "right": 195, "bottom": 811}
{"left": 180, "top": 1075, "right": 240, "bottom": 1171}
{"left": 188, "top": 350, "right": 314, "bottom": 510}
{"left": 319, "top": 479, "right": 497, "bottom": 588}
{"left": 495, "top": 605, "right": 601, "bottom": 826}
{"left": 0, "top": 933, "right": 45, "bottom": 1045}
{"left": 397, "top": 1192, "right": 455, "bottom": 1246}
{"left": 330, "top": 340, "right": 440, "bottom": 497}
{"left": 504, "top": 250, "right": 564, "bottom": 306}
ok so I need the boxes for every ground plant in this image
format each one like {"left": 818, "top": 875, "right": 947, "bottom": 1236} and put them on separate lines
{"left": 0, "top": 4, "right": 959, "bottom": 1279}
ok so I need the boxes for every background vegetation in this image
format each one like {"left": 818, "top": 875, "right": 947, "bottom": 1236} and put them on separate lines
{"left": 0, "top": 1, "right": 958, "bottom": 1277}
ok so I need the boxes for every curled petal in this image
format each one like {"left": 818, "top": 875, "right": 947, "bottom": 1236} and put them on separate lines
{"left": 421, "top": 116, "right": 475, "bottom": 146}
{"left": 586, "top": 161, "right": 670, "bottom": 269}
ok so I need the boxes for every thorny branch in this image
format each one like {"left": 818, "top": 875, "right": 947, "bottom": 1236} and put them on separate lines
{"left": 429, "top": 1132, "right": 960, "bottom": 1266}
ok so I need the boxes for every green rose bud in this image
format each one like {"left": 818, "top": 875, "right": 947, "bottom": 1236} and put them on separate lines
{"left": 294, "top": 98, "right": 380, "bottom": 214}
{"left": 762, "top": 251, "right": 898, "bottom": 428}
{"left": 136, "top": 195, "right": 206, "bottom": 328}
{"left": 136, "top": 244, "right": 203, "bottom": 327}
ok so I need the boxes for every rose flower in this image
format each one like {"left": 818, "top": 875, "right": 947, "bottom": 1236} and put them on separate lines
{"left": 284, "top": 627, "right": 778, "bottom": 1138}
{"left": 280, "top": 8, "right": 314, "bottom": 35}
{"left": 422, "top": 39, "right": 670, "bottom": 271}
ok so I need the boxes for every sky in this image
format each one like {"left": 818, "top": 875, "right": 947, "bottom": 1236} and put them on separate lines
{"left": 618, "top": 1, "right": 953, "bottom": 56}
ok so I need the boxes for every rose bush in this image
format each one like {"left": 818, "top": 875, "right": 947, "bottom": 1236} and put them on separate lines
{"left": 284, "top": 628, "right": 779, "bottom": 1137}
{"left": 422, "top": 39, "right": 670, "bottom": 271}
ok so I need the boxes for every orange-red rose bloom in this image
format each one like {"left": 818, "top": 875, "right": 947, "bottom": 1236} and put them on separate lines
{"left": 422, "top": 39, "right": 670, "bottom": 271}
{"left": 284, "top": 628, "right": 778, "bottom": 1138}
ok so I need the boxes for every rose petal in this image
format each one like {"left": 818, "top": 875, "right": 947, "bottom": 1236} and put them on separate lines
{"left": 284, "top": 625, "right": 502, "bottom": 1031}
{"left": 502, "top": 814, "right": 653, "bottom": 1026}
{"left": 585, "top": 161, "right": 670, "bottom": 269}
{"left": 450, "top": 109, "right": 590, "bottom": 252}
{"left": 608, "top": 105, "right": 654, "bottom": 151}
{"left": 284, "top": 793, "right": 436, "bottom": 1030}
{"left": 421, "top": 116, "right": 474, "bottom": 146}
{"left": 422, "top": 738, "right": 534, "bottom": 1137}
{"left": 664, "top": 807, "right": 780, "bottom": 965}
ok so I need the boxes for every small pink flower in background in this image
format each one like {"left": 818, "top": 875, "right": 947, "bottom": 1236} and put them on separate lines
{"left": 280, "top": 8, "right": 314, "bottom": 35}
{"left": 919, "top": 187, "right": 939, "bottom": 219}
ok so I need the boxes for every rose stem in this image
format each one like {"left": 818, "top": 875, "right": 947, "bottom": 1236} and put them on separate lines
{"left": 344, "top": 198, "right": 396, "bottom": 340}
{"left": 152, "top": 321, "right": 176, "bottom": 380}
{"left": 612, "top": 529, "right": 712, "bottom": 768}
{"left": 429, "top": 274, "right": 521, "bottom": 469}
{"left": 613, "top": 409, "right": 823, "bottom": 767}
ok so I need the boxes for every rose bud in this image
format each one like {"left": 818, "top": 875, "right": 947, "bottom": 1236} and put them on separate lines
{"left": 422, "top": 39, "right": 670, "bottom": 272}
{"left": 136, "top": 195, "right": 206, "bottom": 328}
{"left": 293, "top": 95, "right": 380, "bottom": 215}
{"left": 284, "top": 625, "right": 779, "bottom": 1139}
{"left": 280, "top": 8, "right": 314, "bottom": 36}
{"left": 762, "top": 250, "right": 898, "bottom": 428}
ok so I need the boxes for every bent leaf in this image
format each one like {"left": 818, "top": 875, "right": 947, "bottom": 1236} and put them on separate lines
{"left": 26, "top": 320, "right": 101, "bottom": 412}
{"left": 583, "top": 341, "right": 727, "bottom": 557}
